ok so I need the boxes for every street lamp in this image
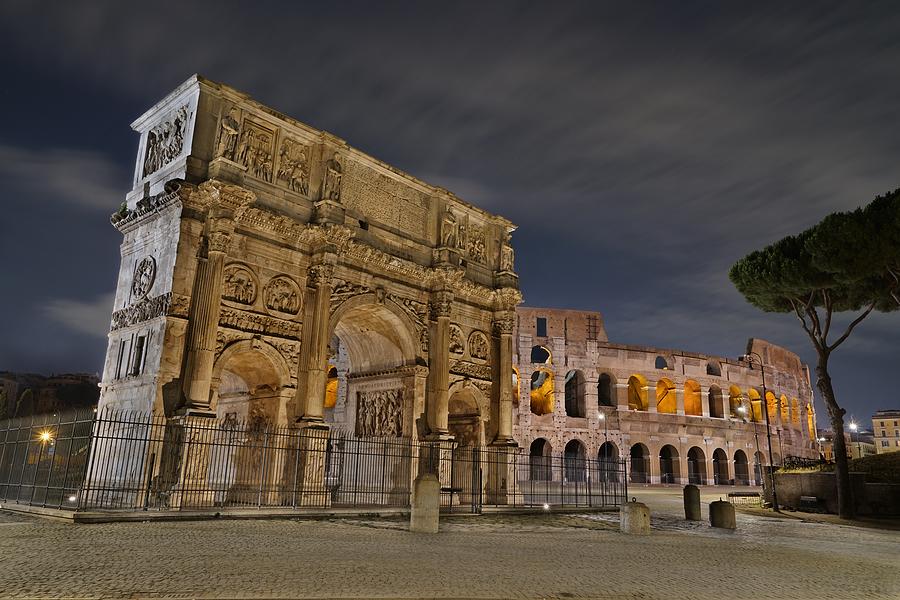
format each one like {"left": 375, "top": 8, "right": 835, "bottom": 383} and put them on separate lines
{"left": 741, "top": 352, "right": 780, "bottom": 512}
{"left": 816, "top": 437, "right": 826, "bottom": 461}
{"left": 849, "top": 422, "right": 860, "bottom": 459}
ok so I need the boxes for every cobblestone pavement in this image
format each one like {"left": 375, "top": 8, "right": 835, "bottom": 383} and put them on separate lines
{"left": 1, "top": 487, "right": 898, "bottom": 599}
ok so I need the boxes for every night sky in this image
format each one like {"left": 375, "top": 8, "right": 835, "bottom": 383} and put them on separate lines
{"left": 1, "top": 2, "right": 898, "bottom": 426}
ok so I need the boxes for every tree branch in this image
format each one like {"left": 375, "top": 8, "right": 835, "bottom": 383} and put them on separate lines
{"left": 828, "top": 302, "right": 876, "bottom": 351}
{"left": 822, "top": 289, "right": 833, "bottom": 343}
{"left": 790, "top": 297, "right": 823, "bottom": 353}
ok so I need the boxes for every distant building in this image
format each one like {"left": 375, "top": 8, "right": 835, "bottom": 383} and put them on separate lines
{"left": 817, "top": 427, "right": 876, "bottom": 461}
{"left": 0, "top": 372, "right": 99, "bottom": 419}
{"left": 872, "top": 409, "right": 900, "bottom": 455}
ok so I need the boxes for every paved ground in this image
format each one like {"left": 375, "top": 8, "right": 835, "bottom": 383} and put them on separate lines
{"left": 1, "top": 486, "right": 898, "bottom": 599}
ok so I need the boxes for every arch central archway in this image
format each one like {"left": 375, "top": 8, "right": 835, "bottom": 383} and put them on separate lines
{"left": 323, "top": 297, "right": 421, "bottom": 438}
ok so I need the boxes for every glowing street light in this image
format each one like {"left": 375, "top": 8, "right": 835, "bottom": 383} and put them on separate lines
{"left": 38, "top": 430, "right": 53, "bottom": 443}
{"left": 849, "top": 422, "right": 860, "bottom": 459}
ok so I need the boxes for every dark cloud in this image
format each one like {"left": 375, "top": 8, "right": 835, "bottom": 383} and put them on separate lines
{"left": 0, "top": 1, "right": 897, "bottom": 422}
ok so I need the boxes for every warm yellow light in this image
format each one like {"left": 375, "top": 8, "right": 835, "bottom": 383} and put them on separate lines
{"left": 38, "top": 431, "right": 52, "bottom": 443}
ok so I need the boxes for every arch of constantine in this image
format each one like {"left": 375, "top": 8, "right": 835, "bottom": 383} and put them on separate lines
{"left": 86, "top": 76, "right": 817, "bottom": 511}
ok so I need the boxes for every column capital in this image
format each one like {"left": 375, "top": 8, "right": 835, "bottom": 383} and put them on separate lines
{"left": 206, "top": 230, "right": 231, "bottom": 254}
{"left": 429, "top": 290, "right": 454, "bottom": 321}
{"left": 307, "top": 263, "right": 335, "bottom": 288}
{"left": 492, "top": 312, "right": 516, "bottom": 336}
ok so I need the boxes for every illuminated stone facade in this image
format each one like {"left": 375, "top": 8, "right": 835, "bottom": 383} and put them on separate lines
{"left": 98, "top": 75, "right": 521, "bottom": 453}
{"left": 513, "top": 307, "right": 820, "bottom": 485}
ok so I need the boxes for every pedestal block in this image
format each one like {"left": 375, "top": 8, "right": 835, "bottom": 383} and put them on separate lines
{"left": 683, "top": 484, "right": 701, "bottom": 521}
{"left": 620, "top": 500, "right": 651, "bottom": 535}
{"left": 410, "top": 473, "right": 440, "bottom": 534}
{"left": 710, "top": 500, "right": 736, "bottom": 529}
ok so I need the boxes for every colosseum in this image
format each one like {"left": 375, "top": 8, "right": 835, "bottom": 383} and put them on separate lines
{"left": 510, "top": 306, "right": 819, "bottom": 487}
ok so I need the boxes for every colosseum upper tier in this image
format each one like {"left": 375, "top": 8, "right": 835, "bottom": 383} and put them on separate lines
{"left": 512, "top": 307, "right": 819, "bottom": 486}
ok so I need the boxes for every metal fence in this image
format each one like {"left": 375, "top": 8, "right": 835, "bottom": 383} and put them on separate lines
{"left": 0, "top": 408, "right": 95, "bottom": 509}
{"left": 0, "top": 409, "right": 627, "bottom": 513}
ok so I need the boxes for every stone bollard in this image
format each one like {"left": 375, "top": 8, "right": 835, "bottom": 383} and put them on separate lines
{"left": 619, "top": 497, "right": 651, "bottom": 535}
{"left": 409, "top": 473, "right": 440, "bottom": 534}
{"left": 683, "top": 484, "right": 701, "bottom": 521}
{"left": 709, "top": 499, "right": 736, "bottom": 530}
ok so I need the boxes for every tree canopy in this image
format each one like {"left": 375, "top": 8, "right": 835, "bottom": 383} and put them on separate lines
{"left": 730, "top": 189, "right": 899, "bottom": 343}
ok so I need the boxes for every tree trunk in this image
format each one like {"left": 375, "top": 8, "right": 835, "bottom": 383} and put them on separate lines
{"left": 814, "top": 352, "right": 854, "bottom": 519}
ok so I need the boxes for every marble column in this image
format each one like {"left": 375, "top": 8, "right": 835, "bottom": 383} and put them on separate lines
{"left": 294, "top": 261, "right": 335, "bottom": 425}
{"left": 426, "top": 290, "right": 453, "bottom": 437}
{"left": 491, "top": 311, "right": 516, "bottom": 445}
{"left": 181, "top": 229, "right": 231, "bottom": 414}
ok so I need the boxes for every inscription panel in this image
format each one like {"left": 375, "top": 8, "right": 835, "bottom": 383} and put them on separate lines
{"left": 341, "top": 159, "right": 428, "bottom": 238}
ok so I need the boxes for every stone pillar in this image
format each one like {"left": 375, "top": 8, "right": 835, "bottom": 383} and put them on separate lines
{"left": 426, "top": 290, "right": 453, "bottom": 437}
{"left": 491, "top": 311, "right": 516, "bottom": 445}
{"left": 168, "top": 415, "right": 217, "bottom": 509}
{"left": 615, "top": 382, "right": 629, "bottom": 411}
{"left": 647, "top": 381, "right": 657, "bottom": 414}
{"left": 181, "top": 227, "right": 231, "bottom": 414}
{"left": 294, "top": 261, "right": 335, "bottom": 425}
{"left": 676, "top": 387, "right": 685, "bottom": 416}
{"left": 700, "top": 386, "right": 711, "bottom": 417}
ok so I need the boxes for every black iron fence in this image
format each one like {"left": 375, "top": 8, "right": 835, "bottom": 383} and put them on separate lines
{"left": 0, "top": 409, "right": 627, "bottom": 513}
{"left": 0, "top": 408, "right": 95, "bottom": 509}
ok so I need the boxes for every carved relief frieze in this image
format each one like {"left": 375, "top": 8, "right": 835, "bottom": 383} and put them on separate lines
{"left": 468, "top": 331, "right": 490, "bottom": 361}
{"left": 131, "top": 256, "right": 157, "bottom": 300}
{"left": 355, "top": 389, "right": 403, "bottom": 437}
{"left": 340, "top": 159, "right": 428, "bottom": 238}
{"left": 222, "top": 264, "right": 257, "bottom": 305}
{"left": 276, "top": 138, "right": 310, "bottom": 195}
{"left": 111, "top": 292, "right": 171, "bottom": 331}
{"left": 167, "top": 293, "right": 191, "bottom": 318}
{"left": 393, "top": 296, "right": 429, "bottom": 354}
{"left": 467, "top": 223, "right": 487, "bottom": 263}
{"left": 274, "top": 340, "right": 300, "bottom": 370}
{"left": 300, "top": 224, "right": 354, "bottom": 254}
{"left": 330, "top": 280, "right": 371, "bottom": 311}
{"left": 236, "top": 206, "right": 306, "bottom": 243}
{"left": 143, "top": 104, "right": 190, "bottom": 177}
{"left": 218, "top": 306, "right": 301, "bottom": 339}
{"left": 215, "top": 329, "right": 249, "bottom": 355}
{"left": 449, "top": 324, "right": 465, "bottom": 355}
{"left": 111, "top": 188, "right": 181, "bottom": 229}
{"left": 450, "top": 360, "right": 492, "bottom": 381}
{"left": 264, "top": 276, "right": 301, "bottom": 315}
{"left": 236, "top": 119, "right": 276, "bottom": 183}
{"left": 345, "top": 241, "right": 429, "bottom": 280}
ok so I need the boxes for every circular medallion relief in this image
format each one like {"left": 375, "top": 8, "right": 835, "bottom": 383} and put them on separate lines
{"left": 468, "top": 330, "right": 490, "bottom": 361}
{"left": 131, "top": 256, "right": 156, "bottom": 300}
{"left": 222, "top": 264, "right": 257, "bottom": 305}
{"left": 264, "top": 276, "right": 302, "bottom": 315}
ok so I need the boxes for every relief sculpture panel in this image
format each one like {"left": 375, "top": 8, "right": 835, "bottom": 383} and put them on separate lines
{"left": 264, "top": 276, "right": 301, "bottom": 315}
{"left": 276, "top": 138, "right": 310, "bottom": 194}
{"left": 356, "top": 389, "right": 403, "bottom": 437}
{"left": 468, "top": 331, "right": 490, "bottom": 361}
{"left": 143, "top": 105, "right": 190, "bottom": 177}
{"left": 236, "top": 119, "right": 275, "bottom": 183}
{"left": 222, "top": 265, "right": 257, "bottom": 305}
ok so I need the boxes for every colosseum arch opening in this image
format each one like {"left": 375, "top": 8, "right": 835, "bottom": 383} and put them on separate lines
{"left": 564, "top": 370, "right": 586, "bottom": 417}
{"left": 598, "top": 441, "right": 619, "bottom": 482}
{"left": 684, "top": 379, "right": 702, "bottom": 416}
{"left": 628, "top": 374, "right": 649, "bottom": 411}
{"left": 712, "top": 448, "right": 729, "bottom": 484}
{"left": 687, "top": 446, "right": 706, "bottom": 484}
{"left": 708, "top": 385, "right": 725, "bottom": 419}
{"left": 529, "top": 438, "right": 552, "bottom": 481}
{"left": 597, "top": 373, "right": 615, "bottom": 407}
{"left": 656, "top": 378, "right": 677, "bottom": 414}
{"left": 630, "top": 443, "right": 650, "bottom": 483}
{"left": 659, "top": 444, "right": 679, "bottom": 484}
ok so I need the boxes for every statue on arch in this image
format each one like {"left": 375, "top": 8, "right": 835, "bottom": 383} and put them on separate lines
{"left": 322, "top": 152, "right": 343, "bottom": 202}
{"left": 440, "top": 207, "right": 458, "bottom": 248}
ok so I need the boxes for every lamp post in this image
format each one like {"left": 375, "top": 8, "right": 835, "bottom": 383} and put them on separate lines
{"left": 742, "top": 352, "right": 779, "bottom": 512}
{"left": 849, "top": 422, "right": 860, "bottom": 459}
{"left": 816, "top": 437, "right": 826, "bottom": 461}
